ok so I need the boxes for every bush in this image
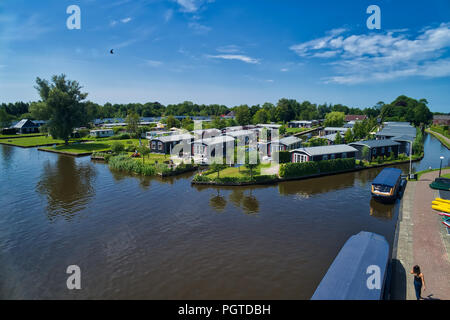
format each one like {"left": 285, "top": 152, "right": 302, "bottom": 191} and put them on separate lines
{"left": 279, "top": 161, "right": 319, "bottom": 178}
{"left": 273, "top": 151, "right": 291, "bottom": 164}
{"left": 110, "top": 133, "right": 131, "bottom": 140}
{"left": 279, "top": 158, "right": 356, "bottom": 178}
{"left": 111, "top": 141, "right": 125, "bottom": 153}
{"left": 108, "top": 155, "right": 156, "bottom": 176}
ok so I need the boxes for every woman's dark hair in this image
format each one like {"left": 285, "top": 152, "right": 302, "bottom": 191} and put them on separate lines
{"left": 413, "top": 265, "right": 421, "bottom": 275}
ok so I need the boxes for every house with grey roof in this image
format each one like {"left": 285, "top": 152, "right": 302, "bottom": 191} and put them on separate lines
{"left": 290, "top": 144, "right": 357, "bottom": 163}
{"left": 13, "top": 119, "right": 39, "bottom": 134}
{"left": 192, "top": 128, "right": 222, "bottom": 140}
{"left": 258, "top": 136, "right": 302, "bottom": 156}
{"left": 224, "top": 130, "right": 257, "bottom": 145}
{"left": 191, "top": 135, "right": 235, "bottom": 162}
{"left": 349, "top": 140, "right": 400, "bottom": 161}
{"left": 149, "top": 134, "right": 193, "bottom": 154}
{"left": 288, "top": 120, "right": 318, "bottom": 128}
{"left": 322, "top": 127, "right": 350, "bottom": 136}
{"left": 376, "top": 122, "right": 416, "bottom": 140}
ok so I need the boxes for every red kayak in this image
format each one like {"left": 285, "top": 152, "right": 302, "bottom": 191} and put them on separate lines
{"left": 443, "top": 220, "right": 450, "bottom": 228}
{"left": 437, "top": 211, "right": 450, "bottom": 217}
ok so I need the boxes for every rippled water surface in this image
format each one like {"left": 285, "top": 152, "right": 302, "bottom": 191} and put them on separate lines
{"left": 0, "top": 133, "right": 448, "bottom": 299}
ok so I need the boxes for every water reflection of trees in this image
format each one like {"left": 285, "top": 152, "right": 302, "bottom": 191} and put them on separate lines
{"left": 209, "top": 190, "right": 227, "bottom": 212}
{"left": 0, "top": 145, "right": 14, "bottom": 168}
{"left": 36, "top": 156, "right": 96, "bottom": 221}
{"left": 228, "top": 189, "right": 259, "bottom": 215}
{"left": 278, "top": 173, "right": 357, "bottom": 196}
{"left": 369, "top": 198, "right": 395, "bottom": 220}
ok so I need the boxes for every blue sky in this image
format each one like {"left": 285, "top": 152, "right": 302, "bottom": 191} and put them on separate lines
{"left": 0, "top": 0, "right": 449, "bottom": 112}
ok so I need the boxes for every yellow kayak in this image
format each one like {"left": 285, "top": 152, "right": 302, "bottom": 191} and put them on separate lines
{"left": 432, "top": 201, "right": 450, "bottom": 208}
{"left": 432, "top": 205, "right": 450, "bottom": 213}
{"left": 435, "top": 198, "right": 450, "bottom": 205}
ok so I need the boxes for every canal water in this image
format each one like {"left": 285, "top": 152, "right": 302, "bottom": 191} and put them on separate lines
{"left": 0, "top": 133, "right": 448, "bottom": 299}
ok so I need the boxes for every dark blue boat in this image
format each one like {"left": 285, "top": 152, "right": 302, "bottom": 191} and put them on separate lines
{"left": 371, "top": 168, "right": 402, "bottom": 203}
{"left": 311, "top": 231, "right": 390, "bottom": 300}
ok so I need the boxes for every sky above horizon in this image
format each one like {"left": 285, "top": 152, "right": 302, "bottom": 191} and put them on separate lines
{"left": 0, "top": 0, "right": 449, "bottom": 112}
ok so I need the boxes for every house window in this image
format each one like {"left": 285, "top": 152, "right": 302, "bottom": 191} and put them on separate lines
{"left": 294, "top": 153, "right": 308, "bottom": 163}
{"left": 388, "top": 146, "right": 392, "bottom": 153}
{"left": 331, "top": 154, "right": 336, "bottom": 159}
{"left": 158, "top": 142, "right": 163, "bottom": 151}
{"left": 323, "top": 155, "right": 328, "bottom": 160}
{"left": 342, "top": 152, "right": 347, "bottom": 158}
{"left": 373, "top": 148, "right": 377, "bottom": 155}
{"left": 151, "top": 141, "right": 156, "bottom": 149}
{"left": 381, "top": 147, "right": 385, "bottom": 154}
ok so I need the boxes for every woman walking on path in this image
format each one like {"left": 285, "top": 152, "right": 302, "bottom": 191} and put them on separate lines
{"left": 410, "top": 265, "right": 426, "bottom": 300}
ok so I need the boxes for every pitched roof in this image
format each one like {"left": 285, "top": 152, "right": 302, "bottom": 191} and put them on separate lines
{"left": 349, "top": 139, "right": 400, "bottom": 148}
{"left": 433, "top": 115, "right": 450, "bottom": 120}
{"left": 13, "top": 119, "right": 38, "bottom": 129}
{"left": 323, "top": 127, "right": 350, "bottom": 132}
{"left": 345, "top": 115, "right": 367, "bottom": 122}
{"left": 152, "top": 134, "right": 193, "bottom": 143}
{"left": 291, "top": 144, "right": 357, "bottom": 156}
{"left": 275, "top": 136, "right": 302, "bottom": 146}
{"left": 193, "top": 135, "right": 235, "bottom": 146}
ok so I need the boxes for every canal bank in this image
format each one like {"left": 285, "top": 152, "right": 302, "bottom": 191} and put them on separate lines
{"left": 391, "top": 169, "right": 450, "bottom": 300}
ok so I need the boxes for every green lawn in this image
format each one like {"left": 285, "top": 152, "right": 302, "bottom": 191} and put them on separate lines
{"left": 0, "top": 135, "right": 66, "bottom": 147}
{"left": 0, "top": 133, "right": 45, "bottom": 139}
{"left": 426, "top": 128, "right": 450, "bottom": 149}
{"left": 40, "top": 138, "right": 141, "bottom": 155}
{"left": 442, "top": 173, "right": 450, "bottom": 179}
{"left": 413, "top": 166, "right": 450, "bottom": 180}
{"left": 206, "top": 163, "right": 269, "bottom": 179}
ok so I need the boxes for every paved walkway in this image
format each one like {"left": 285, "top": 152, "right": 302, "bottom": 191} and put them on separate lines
{"left": 391, "top": 169, "right": 450, "bottom": 300}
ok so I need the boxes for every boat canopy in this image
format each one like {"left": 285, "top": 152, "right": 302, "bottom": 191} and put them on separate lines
{"left": 311, "top": 231, "right": 389, "bottom": 300}
{"left": 372, "top": 168, "right": 402, "bottom": 187}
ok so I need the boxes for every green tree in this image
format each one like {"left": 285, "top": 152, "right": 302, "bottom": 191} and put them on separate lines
{"left": 165, "top": 115, "right": 179, "bottom": 129}
{"left": 126, "top": 111, "right": 140, "bottom": 137}
{"left": 0, "top": 108, "right": 13, "bottom": 128}
{"left": 362, "top": 146, "right": 370, "bottom": 160}
{"left": 334, "top": 131, "right": 343, "bottom": 144}
{"left": 235, "top": 105, "right": 252, "bottom": 125}
{"left": 111, "top": 141, "right": 125, "bottom": 154}
{"left": 34, "top": 74, "right": 88, "bottom": 144}
{"left": 245, "top": 150, "right": 260, "bottom": 180}
{"left": 137, "top": 145, "right": 150, "bottom": 163}
{"left": 210, "top": 161, "right": 226, "bottom": 178}
{"left": 324, "top": 111, "right": 345, "bottom": 127}
{"left": 344, "top": 129, "right": 354, "bottom": 143}
{"left": 252, "top": 109, "right": 268, "bottom": 124}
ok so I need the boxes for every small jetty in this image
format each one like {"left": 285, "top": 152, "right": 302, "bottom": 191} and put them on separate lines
{"left": 371, "top": 168, "right": 403, "bottom": 203}
{"left": 311, "top": 231, "right": 390, "bottom": 300}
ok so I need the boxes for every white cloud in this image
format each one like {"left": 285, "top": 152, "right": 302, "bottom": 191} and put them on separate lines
{"left": 216, "top": 45, "right": 241, "bottom": 53}
{"left": 280, "top": 68, "right": 289, "bottom": 72}
{"left": 164, "top": 9, "right": 173, "bottom": 22}
{"left": 188, "top": 22, "right": 211, "bottom": 34}
{"left": 174, "top": 0, "right": 214, "bottom": 13}
{"left": 207, "top": 54, "right": 260, "bottom": 64}
{"left": 290, "top": 23, "right": 450, "bottom": 83}
{"left": 121, "top": 17, "right": 132, "bottom": 23}
{"left": 144, "top": 60, "right": 163, "bottom": 67}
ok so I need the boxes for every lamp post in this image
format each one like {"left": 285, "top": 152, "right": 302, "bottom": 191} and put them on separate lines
{"left": 439, "top": 156, "right": 444, "bottom": 177}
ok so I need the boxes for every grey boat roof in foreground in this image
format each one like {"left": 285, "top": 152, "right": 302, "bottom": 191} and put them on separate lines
{"left": 291, "top": 144, "right": 357, "bottom": 156}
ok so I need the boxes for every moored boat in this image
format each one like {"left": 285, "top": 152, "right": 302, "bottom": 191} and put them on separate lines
{"left": 371, "top": 168, "right": 403, "bottom": 203}
{"left": 311, "top": 231, "right": 390, "bottom": 300}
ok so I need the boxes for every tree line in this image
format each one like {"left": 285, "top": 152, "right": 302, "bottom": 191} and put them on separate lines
{"left": 0, "top": 74, "right": 437, "bottom": 143}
